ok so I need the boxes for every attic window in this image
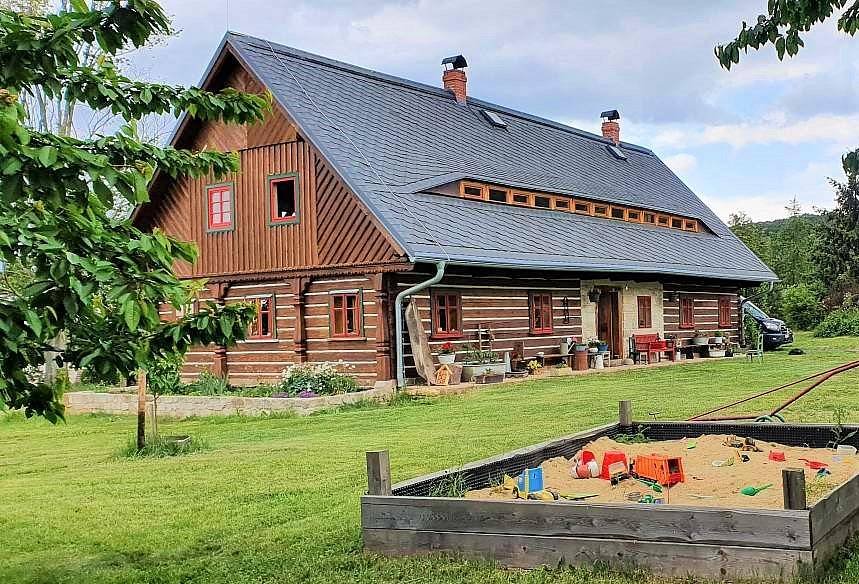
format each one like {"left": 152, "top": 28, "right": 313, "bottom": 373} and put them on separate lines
{"left": 684, "top": 220, "right": 698, "bottom": 232}
{"left": 657, "top": 215, "right": 670, "bottom": 226}
{"left": 512, "top": 193, "right": 530, "bottom": 205}
{"left": 488, "top": 188, "right": 509, "bottom": 203}
{"left": 610, "top": 207, "right": 625, "bottom": 219}
{"left": 268, "top": 174, "right": 299, "bottom": 225}
{"left": 481, "top": 109, "right": 508, "bottom": 128}
{"left": 671, "top": 217, "right": 683, "bottom": 229}
{"left": 606, "top": 144, "right": 627, "bottom": 160}
{"left": 643, "top": 212, "right": 656, "bottom": 224}
{"left": 574, "top": 201, "right": 591, "bottom": 214}
{"left": 627, "top": 210, "right": 640, "bottom": 222}
{"left": 594, "top": 204, "right": 608, "bottom": 217}
{"left": 553, "top": 198, "right": 570, "bottom": 210}
{"left": 461, "top": 182, "right": 485, "bottom": 199}
{"left": 533, "top": 195, "right": 551, "bottom": 209}
{"left": 206, "top": 183, "right": 233, "bottom": 231}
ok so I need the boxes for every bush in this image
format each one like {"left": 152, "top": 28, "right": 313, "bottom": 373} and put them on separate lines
{"left": 279, "top": 362, "right": 360, "bottom": 396}
{"left": 181, "top": 371, "right": 229, "bottom": 396}
{"left": 147, "top": 354, "right": 183, "bottom": 396}
{"left": 780, "top": 283, "right": 825, "bottom": 330}
{"left": 117, "top": 434, "right": 208, "bottom": 459}
{"left": 814, "top": 308, "right": 859, "bottom": 338}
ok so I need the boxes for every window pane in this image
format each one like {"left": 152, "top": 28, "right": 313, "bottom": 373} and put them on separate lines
{"left": 333, "top": 296, "right": 343, "bottom": 309}
{"left": 210, "top": 191, "right": 221, "bottom": 203}
{"left": 488, "top": 188, "right": 508, "bottom": 202}
{"left": 463, "top": 185, "right": 482, "bottom": 197}
{"left": 534, "top": 196, "right": 551, "bottom": 208}
{"left": 273, "top": 179, "right": 296, "bottom": 219}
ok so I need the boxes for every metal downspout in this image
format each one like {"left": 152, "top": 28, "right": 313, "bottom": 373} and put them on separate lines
{"left": 395, "top": 262, "right": 446, "bottom": 389}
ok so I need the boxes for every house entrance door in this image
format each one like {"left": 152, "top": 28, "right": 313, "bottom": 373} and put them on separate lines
{"left": 597, "top": 289, "right": 623, "bottom": 358}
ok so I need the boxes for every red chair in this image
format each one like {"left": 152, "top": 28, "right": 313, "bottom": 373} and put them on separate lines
{"left": 633, "top": 334, "right": 675, "bottom": 364}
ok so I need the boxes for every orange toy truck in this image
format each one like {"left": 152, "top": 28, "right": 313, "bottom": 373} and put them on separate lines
{"left": 631, "top": 454, "right": 685, "bottom": 486}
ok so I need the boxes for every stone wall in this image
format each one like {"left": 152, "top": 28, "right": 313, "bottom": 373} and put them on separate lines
{"left": 63, "top": 384, "right": 396, "bottom": 418}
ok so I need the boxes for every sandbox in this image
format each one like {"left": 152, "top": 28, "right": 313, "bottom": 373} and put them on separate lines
{"left": 361, "top": 402, "right": 859, "bottom": 580}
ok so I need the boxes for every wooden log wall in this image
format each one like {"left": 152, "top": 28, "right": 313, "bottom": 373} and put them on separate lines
{"left": 166, "top": 275, "right": 390, "bottom": 387}
{"left": 393, "top": 269, "right": 583, "bottom": 380}
{"left": 663, "top": 282, "right": 740, "bottom": 343}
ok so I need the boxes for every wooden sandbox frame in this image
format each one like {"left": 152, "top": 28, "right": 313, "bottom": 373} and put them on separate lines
{"left": 361, "top": 402, "right": 859, "bottom": 580}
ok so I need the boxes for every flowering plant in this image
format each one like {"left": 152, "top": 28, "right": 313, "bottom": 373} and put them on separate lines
{"left": 526, "top": 359, "right": 543, "bottom": 373}
{"left": 438, "top": 341, "right": 455, "bottom": 355}
{"left": 279, "top": 361, "right": 360, "bottom": 396}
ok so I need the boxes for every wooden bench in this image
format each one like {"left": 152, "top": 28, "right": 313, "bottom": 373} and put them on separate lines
{"left": 631, "top": 334, "right": 675, "bottom": 364}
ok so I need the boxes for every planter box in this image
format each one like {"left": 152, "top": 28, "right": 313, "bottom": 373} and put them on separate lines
{"left": 363, "top": 416, "right": 859, "bottom": 580}
{"left": 474, "top": 373, "right": 504, "bottom": 384}
{"left": 461, "top": 363, "right": 505, "bottom": 382}
{"left": 708, "top": 349, "right": 726, "bottom": 358}
{"left": 437, "top": 354, "right": 456, "bottom": 365}
{"left": 692, "top": 337, "right": 710, "bottom": 346}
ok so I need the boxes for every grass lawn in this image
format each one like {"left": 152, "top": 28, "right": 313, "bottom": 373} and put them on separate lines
{"left": 2, "top": 332, "right": 859, "bottom": 584}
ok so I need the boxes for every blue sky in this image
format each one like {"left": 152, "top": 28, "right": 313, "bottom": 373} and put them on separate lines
{"left": 129, "top": 0, "right": 859, "bottom": 221}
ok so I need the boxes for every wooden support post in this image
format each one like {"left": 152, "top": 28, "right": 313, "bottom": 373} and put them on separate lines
{"left": 783, "top": 468, "right": 807, "bottom": 510}
{"left": 619, "top": 400, "right": 633, "bottom": 427}
{"left": 136, "top": 370, "right": 147, "bottom": 450}
{"left": 291, "top": 277, "right": 311, "bottom": 364}
{"left": 366, "top": 450, "right": 392, "bottom": 496}
{"left": 371, "top": 273, "right": 393, "bottom": 381}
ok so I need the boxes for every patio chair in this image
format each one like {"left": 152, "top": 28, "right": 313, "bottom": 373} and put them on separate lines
{"left": 746, "top": 333, "right": 764, "bottom": 363}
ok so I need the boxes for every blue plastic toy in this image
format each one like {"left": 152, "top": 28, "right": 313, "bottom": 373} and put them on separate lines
{"left": 516, "top": 467, "right": 544, "bottom": 495}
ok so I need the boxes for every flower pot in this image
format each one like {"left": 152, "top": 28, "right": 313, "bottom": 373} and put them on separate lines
{"left": 588, "top": 347, "right": 598, "bottom": 354}
{"left": 708, "top": 349, "right": 726, "bottom": 358}
{"left": 574, "top": 343, "right": 588, "bottom": 352}
{"left": 437, "top": 353, "right": 456, "bottom": 365}
{"left": 462, "top": 362, "right": 505, "bottom": 382}
{"left": 692, "top": 336, "right": 709, "bottom": 346}
{"left": 598, "top": 343, "right": 609, "bottom": 353}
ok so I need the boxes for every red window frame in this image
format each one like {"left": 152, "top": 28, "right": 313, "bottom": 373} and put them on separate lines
{"left": 679, "top": 296, "right": 695, "bottom": 329}
{"left": 206, "top": 184, "right": 233, "bottom": 231}
{"left": 268, "top": 174, "right": 299, "bottom": 225}
{"left": 529, "top": 292, "right": 554, "bottom": 335}
{"left": 637, "top": 296, "right": 652, "bottom": 328}
{"left": 431, "top": 291, "right": 462, "bottom": 338}
{"left": 248, "top": 296, "right": 274, "bottom": 339}
{"left": 330, "top": 292, "right": 363, "bottom": 338}
{"left": 718, "top": 296, "right": 732, "bottom": 327}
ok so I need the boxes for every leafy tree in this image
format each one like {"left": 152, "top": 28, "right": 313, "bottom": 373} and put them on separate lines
{"left": 716, "top": 1, "right": 859, "bottom": 175}
{"left": 815, "top": 172, "right": 859, "bottom": 303}
{"left": 0, "top": 1, "right": 269, "bottom": 421}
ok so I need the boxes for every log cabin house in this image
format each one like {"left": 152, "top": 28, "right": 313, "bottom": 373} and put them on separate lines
{"left": 133, "top": 33, "right": 777, "bottom": 388}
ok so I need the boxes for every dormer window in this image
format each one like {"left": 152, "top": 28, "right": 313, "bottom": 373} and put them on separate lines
{"left": 206, "top": 183, "right": 234, "bottom": 232}
{"left": 268, "top": 173, "right": 300, "bottom": 225}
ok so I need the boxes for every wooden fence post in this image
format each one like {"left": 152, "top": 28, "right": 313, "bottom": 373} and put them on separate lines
{"left": 137, "top": 370, "right": 147, "bottom": 450}
{"left": 619, "top": 400, "right": 633, "bottom": 427}
{"left": 783, "top": 468, "right": 807, "bottom": 510}
{"left": 366, "top": 450, "right": 391, "bottom": 495}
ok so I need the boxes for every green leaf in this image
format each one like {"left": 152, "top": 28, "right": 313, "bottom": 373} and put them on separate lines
{"left": 37, "top": 146, "right": 58, "bottom": 167}
{"left": 69, "top": 0, "right": 89, "bottom": 12}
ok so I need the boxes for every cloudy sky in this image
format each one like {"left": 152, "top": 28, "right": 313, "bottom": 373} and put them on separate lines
{"left": 129, "top": 0, "right": 859, "bottom": 221}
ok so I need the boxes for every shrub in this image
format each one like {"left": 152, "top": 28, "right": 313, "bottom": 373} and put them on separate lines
{"left": 743, "top": 316, "right": 762, "bottom": 348}
{"left": 814, "top": 308, "right": 859, "bottom": 338}
{"left": 182, "top": 371, "right": 229, "bottom": 396}
{"left": 279, "top": 362, "right": 360, "bottom": 396}
{"left": 117, "top": 434, "right": 208, "bottom": 459}
{"left": 780, "top": 283, "right": 825, "bottom": 330}
{"left": 147, "top": 354, "right": 183, "bottom": 396}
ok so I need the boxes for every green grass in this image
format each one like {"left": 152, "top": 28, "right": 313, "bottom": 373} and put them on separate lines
{"left": 2, "top": 332, "right": 859, "bottom": 583}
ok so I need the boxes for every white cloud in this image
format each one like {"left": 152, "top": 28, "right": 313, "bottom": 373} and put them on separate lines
{"left": 663, "top": 153, "right": 697, "bottom": 175}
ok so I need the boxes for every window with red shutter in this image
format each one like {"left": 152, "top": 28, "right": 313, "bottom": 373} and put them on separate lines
{"left": 679, "top": 297, "right": 695, "bottom": 329}
{"left": 248, "top": 296, "right": 273, "bottom": 339}
{"left": 431, "top": 291, "right": 462, "bottom": 338}
{"left": 330, "top": 292, "right": 363, "bottom": 337}
{"left": 206, "top": 183, "right": 234, "bottom": 231}
{"left": 718, "top": 296, "right": 732, "bottom": 327}
{"left": 529, "top": 292, "right": 554, "bottom": 334}
{"left": 637, "top": 296, "right": 652, "bottom": 328}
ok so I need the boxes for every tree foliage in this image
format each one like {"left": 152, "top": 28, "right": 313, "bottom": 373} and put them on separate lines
{"left": 716, "top": 0, "right": 859, "bottom": 176}
{"left": 0, "top": 1, "right": 269, "bottom": 420}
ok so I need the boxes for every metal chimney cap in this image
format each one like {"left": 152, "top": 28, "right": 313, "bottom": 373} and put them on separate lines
{"left": 600, "top": 109, "right": 620, "bottom": 121}
{"left": 442, "top": 55, "right": 468, "bottom": 69}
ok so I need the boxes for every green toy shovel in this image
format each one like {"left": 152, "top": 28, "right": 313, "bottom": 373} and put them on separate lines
{"left": 741, "top": 483, "right": 772, "bottom": 496}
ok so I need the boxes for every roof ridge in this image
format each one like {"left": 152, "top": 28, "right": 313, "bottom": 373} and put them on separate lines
{"left": 227, "top": 31, "right": 654, "bottom": 155}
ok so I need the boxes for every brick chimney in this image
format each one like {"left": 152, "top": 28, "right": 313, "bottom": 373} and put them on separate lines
{"left": 441, "top": 55, "right": 468, "bottom": 104}
{"left": 600, "top": 109, "right": 621, "bottom": 145}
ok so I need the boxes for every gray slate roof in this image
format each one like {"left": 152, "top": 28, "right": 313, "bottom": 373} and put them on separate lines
{"left": 227, "top": 33, "right": 776, "bottom": 282}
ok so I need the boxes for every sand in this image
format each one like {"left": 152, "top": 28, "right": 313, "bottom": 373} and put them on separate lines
{"left": 465, "top": 434, "right": 859, "bottom": 509}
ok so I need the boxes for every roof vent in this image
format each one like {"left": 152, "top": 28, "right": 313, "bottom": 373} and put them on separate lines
{"left": 481, "top": 109, "right": 507, "bottom": 128}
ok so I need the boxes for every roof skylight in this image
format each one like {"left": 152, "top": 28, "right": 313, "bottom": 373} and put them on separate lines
{"left": 606, "top": 144, "right": 627, "bottom": 161}
{"left": 481, "top": 109, "right": 507, "bottom": 128}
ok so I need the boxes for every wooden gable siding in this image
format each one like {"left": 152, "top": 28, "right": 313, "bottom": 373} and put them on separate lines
{"left": 393, "top": 269, "right": 583, "bottom": 380}
{"left": 144, "top": 57, "right": 403, "bottom": 279}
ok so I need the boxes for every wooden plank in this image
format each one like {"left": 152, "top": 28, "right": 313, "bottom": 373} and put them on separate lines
{"left": 810, "top": 471, "right": 859, "bottom": 544}
{"left": 361, "top": 496, "right": 812, "bottom": 549}
{"left": 390, "top": 423, "right": 617, "bottom": 493}
{"left": 366, "top": 451, "right": 392, "bottom": 496}
{"left": 812, "top": 503, "right": 859, "bottom": 566}
{"left": 618, "top": 400, "right": 632, "bottom": 427}
{"left": 783, "top": 468, "right": 807, "bottom": 510}
{"left": 362, "top": 528, "right": 812, "bottom": 579}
